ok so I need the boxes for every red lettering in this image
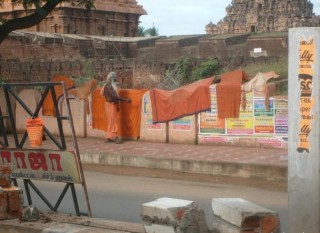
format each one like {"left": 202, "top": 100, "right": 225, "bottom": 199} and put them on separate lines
{"left": 28, "top": 152, "right": 48, "bottom": 171}
{"left": 49, "top": 153, "right": 62, "bottom": 171}
{"left": 0, "top": 151, "right": 11, "bottom": 164}
{"left": 13, "top": 152, "right": 27, "bottom": 169}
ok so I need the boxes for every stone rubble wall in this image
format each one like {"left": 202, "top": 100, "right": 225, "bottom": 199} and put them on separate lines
{"left": 0, "top": 31, "right": 288, "bottom": 89}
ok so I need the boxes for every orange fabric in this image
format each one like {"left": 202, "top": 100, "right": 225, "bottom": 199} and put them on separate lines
{"left": 118, "top": 89, "right": 148, "bottom": 138}
{"left": 216, "top": 70, "right": 249, "bottom": 118}
{"left": 104, "top": 102, "right": 118, "bottom": 139}
{"left": 150, "top": 77, "right": 214, "bottom": 124}
{"left": 91, "top": 88, "right": 148, "bottom": 138}
{"left": 42, "top": 75, "right": 74, "bottom": 116}
{"left": 91, "top": 88, "right": 108, "bottom": 132}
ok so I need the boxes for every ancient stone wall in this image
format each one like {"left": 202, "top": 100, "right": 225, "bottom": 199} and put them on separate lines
{"left": 0, "top": 31, "right": 289, "bottom": 87}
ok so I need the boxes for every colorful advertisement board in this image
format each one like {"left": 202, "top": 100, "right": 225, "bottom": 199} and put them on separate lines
{"left": 199, "top": 85, "right": 288, "bottom": 140}
{"left": 254, "top": 98, "right": 275, "bottom": 134}
{"left": 226, "top": 91, "right": 254, "bottom": 135}
{"left": 172, "top": 116, "right": 192, "bottom": 131}
{"left": 199, "top": 85, "right": 226, "bottom": 134}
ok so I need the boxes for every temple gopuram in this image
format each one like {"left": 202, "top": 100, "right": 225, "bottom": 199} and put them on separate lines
{"left": 206, "top": 0, "right": 320, "bottom": 35}
{"left": 0, "top": 0, "right": 146, "bottom": 37}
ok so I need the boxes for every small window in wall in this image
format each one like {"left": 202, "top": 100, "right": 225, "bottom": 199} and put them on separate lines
{"left": 101, "top": 27, "right": 105, "bottom": 36}
{"left": 67, "top": 24, "right": 71, "bottom": 34}
{"left": 54, "top": 24, "right": 58, "bottom": 33}
{"left": 251, "top": 25, "right": 256, "bottom": 33}
{"left": 258, "top": 4, "right": 262, "bottom": 11}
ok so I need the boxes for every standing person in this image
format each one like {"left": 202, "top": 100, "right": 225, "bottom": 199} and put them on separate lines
{"left": 100, "top": 72, "right": 131, "bottom": 144}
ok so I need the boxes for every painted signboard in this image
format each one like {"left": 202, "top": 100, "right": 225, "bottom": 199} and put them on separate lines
{"left": 274, "top": 98, "right": 288, "bottom": 135}
{"left": 143, "top": 95, "right": 162, "bottom": 130}
{"left": 254, "top": 98, "right": 275, "bottom": 134}
{"left": 172, "top": 116, "right": 192, "bottom": 131}
{"left": 297, "top": 38, "right": 315, "bottom": 153}
{"left": 199, "top": 85, "right": 225, "bottom": 134}
{"left": 0, "top": 149, "right": 81, "bottom": 184}
{"left": 226, "top": 91, "right": 254, "bottom": 135}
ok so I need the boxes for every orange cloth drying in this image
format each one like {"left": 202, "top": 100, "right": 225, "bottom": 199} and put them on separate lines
{"left": 150, "top": 77, "right": 214, "bottom": 124}
{"left": 42, "top": 75, "right": 74, "bottom": 116}
{"left": 216, "top": 70, "right": 249, "bottom": 119}
{"left": 91, "top": 88, "right": 148, "bottom": 138}
{"left": 118, "top": 89, "right": 148, "bottom": 138}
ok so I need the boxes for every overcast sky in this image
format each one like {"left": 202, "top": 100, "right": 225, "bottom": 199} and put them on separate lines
{"left": 136, "top": 0, "right": 320, "bottom": 36}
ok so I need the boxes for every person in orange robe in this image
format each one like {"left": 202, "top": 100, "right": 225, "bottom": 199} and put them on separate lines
{"left": 100, "top": 72, "right": 131, "bottom": 144}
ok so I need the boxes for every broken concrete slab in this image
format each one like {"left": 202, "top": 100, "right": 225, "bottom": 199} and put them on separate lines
{"left": 142, "top": 197, "right": 208, "bottom": 233}
{"left": 212, "top": 198, "right": 280, "bottom": 233}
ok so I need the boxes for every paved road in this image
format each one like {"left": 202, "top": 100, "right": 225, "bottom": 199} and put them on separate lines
{"left": 19, "top": 165, "right": 288, "bottom": 232}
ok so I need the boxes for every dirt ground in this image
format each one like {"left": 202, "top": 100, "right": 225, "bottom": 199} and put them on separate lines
{"left": 83, "top": 164, "right": 287, "bottom": 192}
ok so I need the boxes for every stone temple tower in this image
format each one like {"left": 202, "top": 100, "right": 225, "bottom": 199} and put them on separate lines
{"left": 0, "top": 0, "right": 146, "bottom": 37}
{"left": 206, "top": 0, "right": 320, "bottom": 35}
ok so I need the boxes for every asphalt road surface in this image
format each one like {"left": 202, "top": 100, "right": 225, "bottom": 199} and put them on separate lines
{"left": 19, "top": 164, "right": 288, "bottom": 232}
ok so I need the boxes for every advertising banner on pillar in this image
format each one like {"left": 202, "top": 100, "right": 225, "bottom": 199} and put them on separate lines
{"left": 0, "top": 149, "right": 81, "bottom": 184}
{"left": 296, "top": 37, "right": 315, "bottom": 153}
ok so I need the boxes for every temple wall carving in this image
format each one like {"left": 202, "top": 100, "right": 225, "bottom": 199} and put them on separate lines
{"left": 0, "top": 0, "right": 146, "bottom": 37}
{"left": 206, "top": 0, "right": 320, "bottom": 35}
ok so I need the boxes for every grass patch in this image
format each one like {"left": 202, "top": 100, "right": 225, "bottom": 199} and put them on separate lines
{"left": 243, "top": 56, "right": 288, "bottom": 95}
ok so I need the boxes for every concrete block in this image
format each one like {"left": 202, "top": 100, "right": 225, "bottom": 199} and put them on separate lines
{"left": 0, "top": 186, "right": 23, "bottom": 220}
{"left": 42, "top": 223, "right": 89, "bottom": 233}
{"left": 142, "top": 197, "right": 194, "bottom": 221}
{"left": 7, "top": 186, "right": 23, "bottom": 218}
{"left": 212, "top": 198, "right": 280, "bottom": 233}
{"left": 142, "top": 197, "right": 208, "bottom": 233}
{"left": 0, "top": 188, "right": 8, "bottom": 220}
{"left": 144, "top": 224, "right": 175, "bottom": 233}
{"left": 0, "top": 164, "right": 11, "bottom": 188}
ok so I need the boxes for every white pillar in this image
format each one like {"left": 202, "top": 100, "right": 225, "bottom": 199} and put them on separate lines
{"left": 288, "top": 28, "right": 320, "bottom": 233}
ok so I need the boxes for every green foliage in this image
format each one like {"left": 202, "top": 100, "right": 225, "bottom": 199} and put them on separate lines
{"left": 137, "top": 25, "right": 159, "bottom": 37}
{"left": 190, "top": 58, "right": 221, "bottom": 83}
{"left": 71, "top": 60, "right": 98, "bottom": 86}
{"left": 145, "top": 26, "right": 159, "bottom": 36}
{"left": 0, "top": 75, "right": 5, "bottom": 83}
{"left": 244, "top": 57, "right": 288, "bottom": 78}
{"left": 137, "top": 26, "right": 146, "bottom": 37}
{"left": 159, "top": 58, "right": 193, "bottom": 90}
{"left": 159, "top": 57, "right": 221, "bottom": 90}
{"left": 243, "top": 56, "right": 288, "bottom": 95}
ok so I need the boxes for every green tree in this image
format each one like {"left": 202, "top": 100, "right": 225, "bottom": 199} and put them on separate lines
{"left": 145, "top": 26, "right": 159, "bottom": 36}
{"left": 138, "top": 25, "right": 159, "bottom": 37}
{"left": 159, "top": 58, "right": 221, "bottom": 90}
{"left": 190, "top": 58, "right": 221, "bottom": 83}
{"left": 0, "top": 0, "right": 94, "bottom": 44}
{"left": 137, "top": 26, "right": 146, "bottom": 37}
{"left": 159, "top": 58, "right": 193, "bottom": 90}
